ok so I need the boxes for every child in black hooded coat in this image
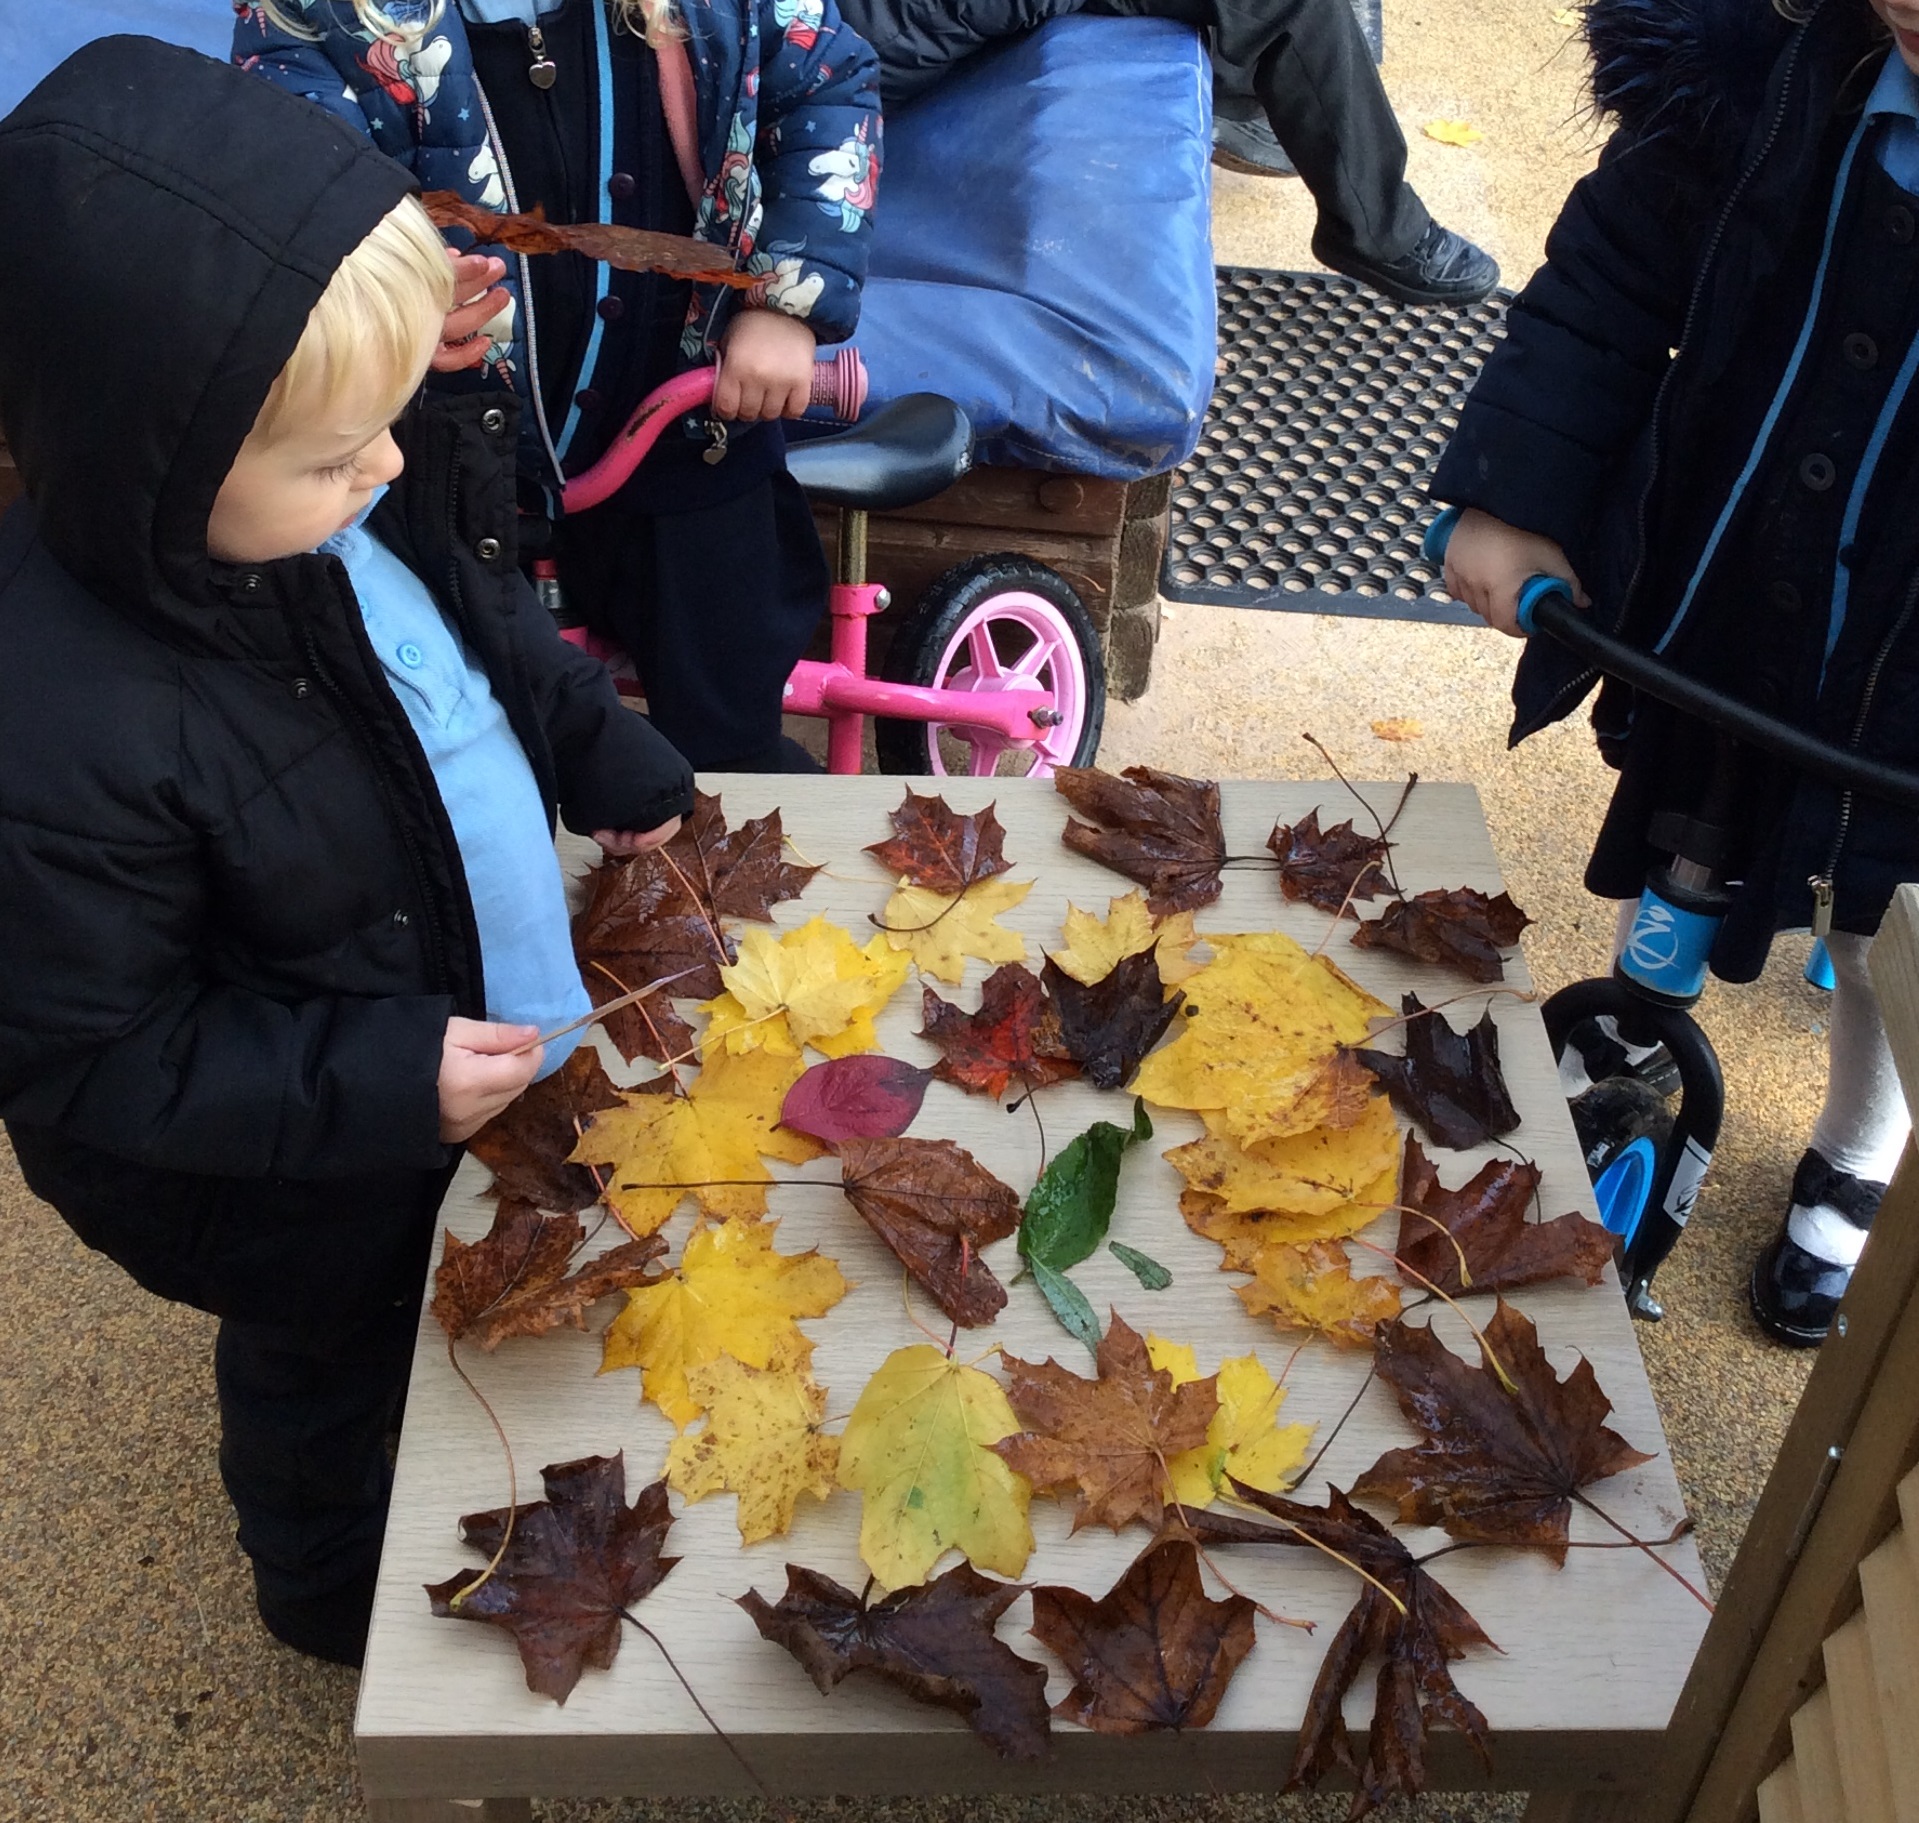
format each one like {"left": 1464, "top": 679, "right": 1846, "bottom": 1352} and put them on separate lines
{"left": 1436, "top": 0, "right": 1918, "bottom": 1344}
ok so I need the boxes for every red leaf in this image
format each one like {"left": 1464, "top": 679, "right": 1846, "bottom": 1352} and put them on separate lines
{"left": 1350, "top": 888, "right": 1531, "bottom": 983}
{"left": 422, "top": 192, "right": 755, "bottom": 287}
{"left": 919, "top": 963, "right": 1080, "bottom": 1101}
{"left": 466, "top": 1044, "right": 626, "bottom": 1212}
{"left": 780, "top": 1054, "right": 934, "bottom": 1145}
{"left": 1055, "top": 765, "right": 1227, "bottom": 915}
{"left": 865, "top": 790, "right": 1014, "bottom": 895}
{"left": 1041, "top": 950, "right": 1183, "bottom": 1090}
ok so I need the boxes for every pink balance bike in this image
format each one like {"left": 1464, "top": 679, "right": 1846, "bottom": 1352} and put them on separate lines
{"left": 547, "top": 351, "right": 1106, "bottom": 776}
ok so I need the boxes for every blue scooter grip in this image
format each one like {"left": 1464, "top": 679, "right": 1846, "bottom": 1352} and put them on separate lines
{"left": 1421, "top": 507, "right": 1574, "bottom": 635}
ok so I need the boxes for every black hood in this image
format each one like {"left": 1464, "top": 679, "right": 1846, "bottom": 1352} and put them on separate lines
{"left": 0, "top": 35, "right": 414, "bottom": 627}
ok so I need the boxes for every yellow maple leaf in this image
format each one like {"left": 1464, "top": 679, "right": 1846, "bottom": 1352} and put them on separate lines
{"left": 569, "top": 1044, "right": 822, "bottom": 1236}
{"left": 664, "top": 1357, "right": 840, "bottom": 1544}
{"left": 879, "top": 877, "right": 1032, "bottom": 985}
{"left": 1182, "top": 1160, "right": 1401, "bottom": 1266}
{"left": 1146, "top": 1339, "right": 1315, "bottom": 1510}
{"left": 702, "top": 917, "right": 910, "bottom": 1057}
{"left": 1049, "top": 889, "right": 1202, "bottom": 990}
{"left": 1132, "top": 933, "right": 1389, "bottom": 1144}
{"left": 837, "top": 1342, "right": 1033, "bottom": 1589}
{"left": 1170, "top": 1095, "right": 1401, "bottom": 1220}
{"left": 599, "top": 1216, "right": 847, "bottom": 1426}
{"left": 1235, "top": 1238, "right": 1402, "bottom": 1347}
{"left": 1424, "top": 118, "right": 1485, "bottom": 147}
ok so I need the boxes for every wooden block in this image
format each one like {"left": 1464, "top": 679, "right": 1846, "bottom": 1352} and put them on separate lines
{"left": 1822, "top": 1612, "right": 1897, "bottom": 1823}
{"left": 1112, "top": 507, "right": 1169, "bottom": 615}
{"left": 1124, "top": 471, "right": 1175, "bottom": 519}
{"left": 1790, "top": 1686, "right": 1847, "bottom": 1823}
{"left": 899, "top": 464, "right": 1130, "bottom": 539}
{"left": 1756, "top": 1759, "right": 1806, "bottom": 1823}
{"left": 1859, "top": 1527, "right": 1919, "bottom": 1823}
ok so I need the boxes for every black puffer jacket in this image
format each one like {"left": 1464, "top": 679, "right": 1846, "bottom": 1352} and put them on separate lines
{"left": 0, "top": 39, "right": 692, "bottom": 1197}
{"left": 1432, "top": 0, "right": 1919, "bottom": 979}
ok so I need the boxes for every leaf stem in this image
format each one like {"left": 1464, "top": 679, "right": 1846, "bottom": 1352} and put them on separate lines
{"left": 1212, "top": 1488, "right": 1408, "bottom": 1617}
{"left": 1301, "top": 733, "right": 1408, "bottom": 897}
{"left": 659, "top": 847, "right": 731, "bottom": 971}
{"left": 1573, "top": 1493, "right": 1716, "bottom": 1612}
{"left": 442, "top": 1334, "right": 517, "bottom": 1611}
{"left": 1296, "top": 1360, "right": 1377, "bottom": 1487}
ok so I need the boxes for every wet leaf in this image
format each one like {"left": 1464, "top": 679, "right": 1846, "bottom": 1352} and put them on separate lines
{"left": 424, "top": 191, "right": 756, "bottom": 285}
{"left": 1030, "top": 1538, "right": 1256, "bottom": 1734}
{"left": 1355, "top": 1300, "right": 1655, "bottom": 1563}
{"left": 879, "top": 877, "right": 1032, "bottom": 986}
{"left": 467, "top": 1045, "right": 626, "bottom": 1213}
{"left": 1050, "top": 890, "right": 1202, "bottom": 989}
{"left": 1350, "top": 888, "right": 1531, "bottom": 984}
{"left": 1146, "top": 1339, "right": 1312, "bottom": 1508}
{"left": 865, "top": 791, "right": 1014, "bottom": 895}
{"left": 1042, "top": 952, "right": 1184, "bottom": 1090}
{"left": 1235, "top": 1238, "right": 1403, "bottom": 1348}
{"left": 1029, "top": 1258, "right": 1102, "bottom": 1352}
{"left": 705, "top": 916, "right": 911, "bottom": 1057}
{"left": 1166, "top": 1093, "right": 1401, "bottom": 1221}
{"left": 665, "top": 1358, "right": 839, "bottom": 1543}
{"left": 738, "top": 1561, "right": 1051, "bottom": 1761}
{"left": 839, "top": 1136, "right": 1022, "bottom": 1327}
{"left": 1349, "top": 993, "right": 1520, "bottom": 1151}
{"left": 995, "top": 1313, "right": 1217, "bottom": 1533}
{"left": 779, "top": 1054, "right": 933, "bottom": 1145}
{"left": 919, "top": 963, "right": 1080, "bottom": 1102}
{"left": 1267, "top": 809, "right": 1392, "bottom": 915}
{"left": 425, "top": 1454, "right": 678, "bottom": 1703}
{"left": 1108, "top": 1241, "right": 1172, "bottom": 1291}
{"left": 1396, "top": 1137, "right": 1613, "bottom": 1296}
{"left": 1055, "top": 765, "right": 1227, "bottom": 915}
{"left": 1020, "top": 1100, "right": 1153, "bottom": 1276}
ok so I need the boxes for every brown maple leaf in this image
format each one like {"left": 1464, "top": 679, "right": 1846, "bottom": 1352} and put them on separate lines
{"left": 865, "top": 790, "right": 1013, "bottom": 895}
{"left": 466, "top": 1045, "right": 626, "bottom": 1213}
{"left": 1349, "top": 993, "right": 1520, "bottom": 1151}
{"left": 1041, "top": 952, "right": 1184, "bottom": 1091}
{"left": 430, "top": 1200, "right": 667, "bottom": 1350}
{"left": 1395, "top": 1137, "right": 1613, "bottom": 1296}
{"left": 995, "top": 1313, "right": 1218, "bottom": 1532}
{"left": 1355, "top": 1300, "right": 1655, "bottom": 1562}
{"left": 1029, "top": 1536, "right": 1256, "bottom": 1735}
{"left": 1350, "top": 888, "right": 1531, "bottom": 984}
{"left": 838, "top": 1136, "right": 1022, "bottom": 1326}
{"left": 423, "top": 192, "right": 754, "bottom": 286}
{"left": 1267, "top": 809, "right": 1392, "bottom": 915}
{"left": 919, "top": 963, "right": 1080, "bottom": 1101}
{"left": 1055, "top": 765, "right": 1227, "bottom": 916}
{"left": 425, "top": 1454, "right": 679, "bottom": 1702}
{"left": 738, "top": 1561, "right": 1051, "bottom": 1761}
{"left": 1190, "top": 1484, "right": 1493, "bottom": 1818}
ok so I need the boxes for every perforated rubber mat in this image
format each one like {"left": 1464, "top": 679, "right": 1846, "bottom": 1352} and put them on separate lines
{"left": 1160, "top": 268, "right": 1510, "bottom": 623}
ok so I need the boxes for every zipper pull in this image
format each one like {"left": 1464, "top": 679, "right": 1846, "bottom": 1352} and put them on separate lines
{"left": 526, "top": 24, "right": 557, "bottom": 88}
{"left": 1810, "top": 875, "right": 1835, "bottom": 938}
{"left": 702, "top": 419, "right": 730, "bottom": 465}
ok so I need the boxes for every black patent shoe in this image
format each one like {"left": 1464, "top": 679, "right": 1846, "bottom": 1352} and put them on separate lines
{"left": 1312, "top": 220, "right": 1501, "bottom": 308}
{"left": 1748, "top": 1151, "right": 1886, "bottom": 1347}
{"left": 1211, "top": 112, "right": 1298, "bottom": 178}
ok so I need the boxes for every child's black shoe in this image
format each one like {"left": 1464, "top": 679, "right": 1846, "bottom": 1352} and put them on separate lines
{"left": 256, "top": 1564, "right": 379, "bottom": 1668}
{"left": 1749, "top": 1150, "right": 1886, "bottom": 1348}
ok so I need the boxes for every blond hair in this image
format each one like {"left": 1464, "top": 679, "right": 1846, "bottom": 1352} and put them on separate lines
{"left": 262, "top": 0, "right": 680, "bottom": 49}
{"left": 254, "top": 193, "right": 454, "bottom": 446}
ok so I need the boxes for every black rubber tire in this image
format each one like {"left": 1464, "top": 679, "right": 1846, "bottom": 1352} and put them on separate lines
{"left": 875, "top": 553, "right": 1106, "bottom": 776}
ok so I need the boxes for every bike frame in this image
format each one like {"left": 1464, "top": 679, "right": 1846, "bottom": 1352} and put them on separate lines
{"left": 557, "top": 362, "right": 1060, "bottom": 775}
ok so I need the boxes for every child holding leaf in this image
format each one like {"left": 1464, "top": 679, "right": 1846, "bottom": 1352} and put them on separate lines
{"left": 0, "top": 39, "right": 691, "bottom": 1664}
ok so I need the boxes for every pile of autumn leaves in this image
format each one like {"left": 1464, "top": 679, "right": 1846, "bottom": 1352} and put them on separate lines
{"left": 425, "top": 770, "right": 1647, "bottom": 1819}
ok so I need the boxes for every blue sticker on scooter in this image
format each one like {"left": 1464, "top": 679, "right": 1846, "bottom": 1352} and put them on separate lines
{"left": 1617, "top": 890, "right": 1719, "bottom": 1001}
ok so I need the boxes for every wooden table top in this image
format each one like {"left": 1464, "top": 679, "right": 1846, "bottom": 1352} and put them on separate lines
{"left": 356, "top": 772, "right": 1709, "bottom": 1804}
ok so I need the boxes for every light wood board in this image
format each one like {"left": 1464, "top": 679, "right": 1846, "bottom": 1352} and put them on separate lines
{"left": 355, "top": 773, "right": 1708, "bottom": 1802}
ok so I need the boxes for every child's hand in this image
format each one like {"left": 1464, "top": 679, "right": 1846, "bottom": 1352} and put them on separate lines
{"left": 592, "top": 815, "right": 683, "bottom": 859}
{"left": 431, "top": 251, "right": 510, "bottom": 374}
{"left": 439, "top": 1016, "right": 543, "bottom": 1141}
{"left": 1442, "top": 507, "right": 1588, "bottom": 637}
{"left": 714, "top": 309, "right": 818, "bottom": 422}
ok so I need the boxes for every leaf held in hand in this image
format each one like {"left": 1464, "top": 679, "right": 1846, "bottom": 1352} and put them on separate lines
{"left": 838, "top": 1136, "right": 1023, "bottom": 1327}
{"left": 1055, "top": 764, "right": 1227, "bottom": 915}
{"left": 425, "top": 1454, "right": 679, "bottom": 1703}
{"left": 779, "top": 1053, "right": 933, "bottom": 1145}
{"left": 1350, "top": 887, "right": 1531, "bottom": 984}
{"left": 423, "top": 191, "right": 757, "bottom": 286}
{"left": 1350, "top": 993, "right": 1521, "bottom": 1150}
{"left": 1235, "top": 1238, "right": 1402, "bottom": 1347}
{"left": 664, "top": 1358, "right": 839, "bottom": 1543}
{"left": 995, "top": 1313, "right": 1217, "bottom": 1533}
{"left": 865, "top": 790, "right": 1014, "bottom": 894}
{"left": 1355, "top": 1300, "right": 1655, "bottom": 1562}
{"left": 1396, "top": 1137, "right": 1613, "bottom": 1295}
{"left": 738, "top": 1561, "right": 1052, "bottom": 1761}
{"left": 879, "top": 877, "right": 1033, "bottom": 985}
{"left": 838, "top": 1343, "right": 1034, "bottom": 1589}
{"left": 1267, "top": 809, "right": 1392, "bottom": 915}
{"left": 1030, "top": 1538, "right": 1257, "bottom": 1734}
{"left": 1050, "top": 890, "right": 1202, "bottom": 989}
{"left": 1042, "top": 952, "right": 1184, "bottom": 1089}
{"left": 467, "top": 1044, "right": 626, "bottom": 1212}
{"left": 919, "top": 963, "right": 1079, "bottom": 1101}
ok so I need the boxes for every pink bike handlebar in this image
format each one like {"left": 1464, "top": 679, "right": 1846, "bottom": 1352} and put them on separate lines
{"left": 560, "top": 347, "right": 868, "bottom": 515}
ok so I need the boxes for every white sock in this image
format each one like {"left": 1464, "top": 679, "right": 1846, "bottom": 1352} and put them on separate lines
{"left": 1787, "top": 1202, "right": 1870, "bottom": 1267}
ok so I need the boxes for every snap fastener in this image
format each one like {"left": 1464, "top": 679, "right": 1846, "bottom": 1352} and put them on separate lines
{"left": 481, "top": 407, "right": 507, "bottom": 434}
{"left": 1768, "top": 581, "right": 1802, "bottom": 614}
{"left": 391, "top": 909, "right": 410, "bottom": 928}
{"left": 476, "top": 537, "right": 503, "bottom": 561}
{"left": 1844, "top": 332, "right": 1879, "bottom": 370}
{"left": 608, "top": 171, "right": 636, "bottom": 200}
{"left": 574, "top": 388, "right": 603, "bottom": 413}
{"left": 596, "top": 295, "right": 625, "bottom": 322}
{"left": 291, "top": 676, "right": 312, "bottom": 700}
{"left": 397, "top": 641, "right": 425, "bottom": 669}
{"left": 1891, "top": 204, "right": 1915, "bottom": 243}
{"left": 1799, "top": 452, "right": 1837, "bottom": 492}
{"left": 240, "top": 573, "right": 263, "bottom": 595}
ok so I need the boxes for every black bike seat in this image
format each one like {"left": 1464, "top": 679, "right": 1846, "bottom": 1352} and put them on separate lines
{"left": 786, "top": 392, "right": 973, "bottom": 512}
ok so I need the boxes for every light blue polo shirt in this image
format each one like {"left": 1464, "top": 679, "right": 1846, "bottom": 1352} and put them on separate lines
{"left": 1870, "top": 48, "right": 1919, "bottom": 191}
{"left": 321, "top": 498, "right": 590, "bottom": 1079}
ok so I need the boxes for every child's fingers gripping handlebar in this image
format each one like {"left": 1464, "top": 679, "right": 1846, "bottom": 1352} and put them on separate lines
{"left": 561, "top": 348, "right": 869, "bottom": 516}
{"left": 1421, "top": 507, "right": 1919, "bottom": 809}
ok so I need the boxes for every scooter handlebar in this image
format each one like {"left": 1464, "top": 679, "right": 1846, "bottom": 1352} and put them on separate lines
{"left": 1421, "top": 504, "right": 1573, "bottom": 636}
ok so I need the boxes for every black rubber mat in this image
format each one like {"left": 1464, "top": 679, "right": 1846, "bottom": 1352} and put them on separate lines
{"left": 1160, "top": 268, "right": 1509, "bottom": 623}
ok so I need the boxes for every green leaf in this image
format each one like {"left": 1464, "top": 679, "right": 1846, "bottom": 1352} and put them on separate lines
{"left": 1028, "top": 1258, "right": 1101, "bottom": 1355}
{"left": 1108, "top": 1240, "right": 1172, "bottom": 1291}
{"left": 1018, "top": 1099, "right": 1154, "bottom": 1273}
